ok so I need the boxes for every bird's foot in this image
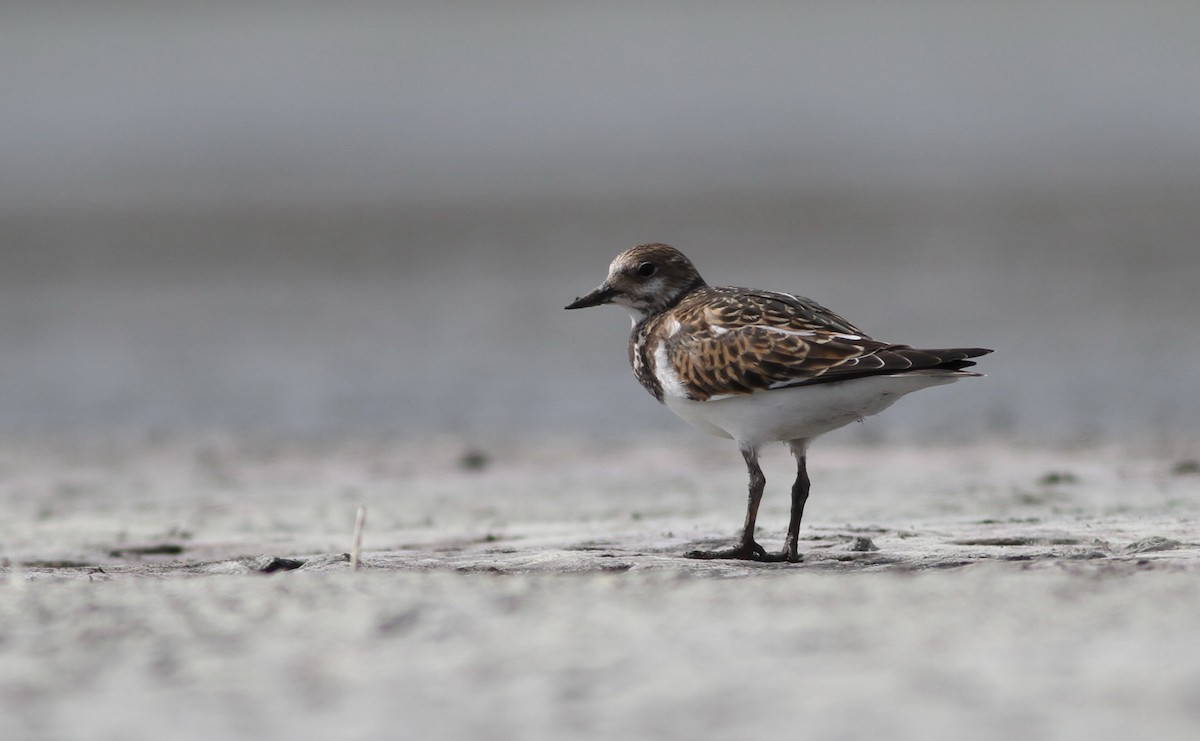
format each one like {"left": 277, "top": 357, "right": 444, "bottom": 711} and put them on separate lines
{"left": 778, "top": 546, "right": 802, "bottom": 564}
{"left": 687, "top": 541, "right": 795, "bottom": 563}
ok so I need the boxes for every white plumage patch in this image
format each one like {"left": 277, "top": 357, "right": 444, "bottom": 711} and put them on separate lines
{"left": 664, "top": 373, "right": 961, "bottom": 445}
{"left": 663, "top": 316, "right": 682, "bottom": 337}
{"left": 652, "top": 341, "right": 690, "bottom": 400}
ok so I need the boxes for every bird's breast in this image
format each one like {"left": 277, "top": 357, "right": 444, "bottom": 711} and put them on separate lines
{"left": 629, "top": 323, "right": 664, "bottom": 402}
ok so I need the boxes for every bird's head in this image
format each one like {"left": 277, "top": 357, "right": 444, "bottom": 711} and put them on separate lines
{"left": 565, "top": 243, "right": 707, "bottom": 322}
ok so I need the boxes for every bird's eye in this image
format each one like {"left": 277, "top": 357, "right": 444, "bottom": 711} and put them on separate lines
{"left": 637, "top": 262, "right": 657, "bottom": 277}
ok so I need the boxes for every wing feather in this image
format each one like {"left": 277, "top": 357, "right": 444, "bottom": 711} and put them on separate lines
{"left": 662, "top": 287, "right": 989, "bottom": 400}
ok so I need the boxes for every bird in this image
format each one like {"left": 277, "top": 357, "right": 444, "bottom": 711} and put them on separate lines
{"left": 565, "top": 243, "right": 991, "bottom": 562}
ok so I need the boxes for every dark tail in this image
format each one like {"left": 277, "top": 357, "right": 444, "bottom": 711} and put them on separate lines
{"left": 913, "top": 347, "right": 993, "bottom": 372}
{"left": 790, "top": 346, "right": 993, "bottom": 387}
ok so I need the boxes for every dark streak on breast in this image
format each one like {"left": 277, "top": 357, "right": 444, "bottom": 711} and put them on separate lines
{"left": 629, "top": 319, "right": 664, "bottom": 403}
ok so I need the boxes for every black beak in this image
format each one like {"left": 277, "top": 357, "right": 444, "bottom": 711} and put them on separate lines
{"left": 565, "top": 284, "right": 616, "bottom": 310}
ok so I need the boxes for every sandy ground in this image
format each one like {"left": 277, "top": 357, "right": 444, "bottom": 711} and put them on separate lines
{"left": 2, "top": 433, "right": 1199, "bottom": 740}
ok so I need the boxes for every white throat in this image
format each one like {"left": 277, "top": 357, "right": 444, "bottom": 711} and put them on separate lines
{"left": 620, "top": 304, "right": 650, "bottom": 325}
{"left": 608, "top": 292, "right": 651, "bottom": 325}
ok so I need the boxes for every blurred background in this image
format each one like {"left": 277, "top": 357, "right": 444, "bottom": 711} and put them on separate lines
{"left": 3, "top": 1, "right": 1198, "bottom": 445}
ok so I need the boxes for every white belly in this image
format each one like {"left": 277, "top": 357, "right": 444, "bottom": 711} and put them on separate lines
{"left": 662, "top": 374, "right": 960, "bottom": 445}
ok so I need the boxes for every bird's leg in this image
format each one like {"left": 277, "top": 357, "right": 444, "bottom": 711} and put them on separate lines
{"left": 688, "top": 445, "right": 783, "bottom": 562}
{"left": 779, "top": 439, "right": 811, "bottom": 563}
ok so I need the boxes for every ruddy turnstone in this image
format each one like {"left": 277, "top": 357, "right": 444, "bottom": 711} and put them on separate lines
{"left": 566, "top": 243, "right": 991, "bottom": 563}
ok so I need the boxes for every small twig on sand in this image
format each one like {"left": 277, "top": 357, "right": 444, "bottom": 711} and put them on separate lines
{"left": 3, "top": 549, "right": 25, "bottom": 589}
{"left": 350, "top": 506, "right": 367, "bottom": 571}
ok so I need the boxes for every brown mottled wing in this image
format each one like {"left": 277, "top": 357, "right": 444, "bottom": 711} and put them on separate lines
{"left": 665, "top": 288, "right": 986, "bottom": 400}
{"left": 719, "top": 288, "right": 867, "bottom": 337}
